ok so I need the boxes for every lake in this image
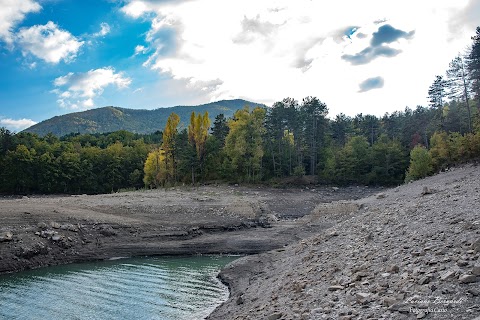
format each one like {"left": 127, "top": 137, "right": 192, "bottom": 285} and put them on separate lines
{"left": 0, "top": 255, "right": 239, "bottom": 320}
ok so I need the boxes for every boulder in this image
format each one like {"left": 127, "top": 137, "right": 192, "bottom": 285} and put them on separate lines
{"left": 0, "top": 231, "right": 13, "bottom": 242}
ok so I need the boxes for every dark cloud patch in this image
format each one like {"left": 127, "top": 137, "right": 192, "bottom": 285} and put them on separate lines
{"left": 342, "top": 45, "right": 401, "bottom": 65}
{"left": 371, "top": 24, "right": 415, "bottom": 47}
{"left": 356, "top": 32, "right": 367, "bottom": 39}
{"left": 342, "top": 24, "right": 414, "bottom": 65}
{"left": 359, "top": 76, "right": 384, "bottom": 92}
{"left": 233, "top": 15, "right": 282, "bottom": 44}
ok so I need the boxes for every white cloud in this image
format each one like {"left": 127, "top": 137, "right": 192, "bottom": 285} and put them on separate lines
{"left": 0, "top": 117, "right": 37, "bottom": 131}
{"left": 134, "top": 45, "right": 148, "bottom": 55}
{"left": 16, "top": 21, "right": 84, "bottom": 64}
{"left": 93, "top": 22, "right": 111, "bottom": 37}
{"left": 121, "top": 0, "right": 476, "bottom": 117}
{"left": 0, "top": 0, "right": 41, "bottom": 47}
{"left": 53, "top": 67, "right": 132, "bottom": 109}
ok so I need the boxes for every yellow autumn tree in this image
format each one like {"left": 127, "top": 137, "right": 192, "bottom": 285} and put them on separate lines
{"left": 162, "top": 112, "right": 180, "bottom": 183}
{"left": 143, "top": 148, "right": 166, "bottom": 188}
{"left": 188, "top": 111, "right": 211, "bottom": 183}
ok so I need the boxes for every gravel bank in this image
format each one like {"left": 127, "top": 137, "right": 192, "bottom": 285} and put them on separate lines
{"left": 209, "top": 164, "right": 480, "bottom": 320}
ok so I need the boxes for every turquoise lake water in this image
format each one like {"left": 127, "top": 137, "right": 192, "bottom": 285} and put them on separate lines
{"left": 0, "top": 255, "right": 238, "bottom": 320}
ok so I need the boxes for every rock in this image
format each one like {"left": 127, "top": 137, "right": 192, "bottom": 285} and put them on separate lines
{"left": 459, "top": 274, "right": 478, "bottom": 283}
{"left": 387, "top": 265, "right": 399, "bottom": 273}
{"left": 418, "top": 276, "right": 431, "bottom": 285}
{"left": 51, "top": 235, "right": 62, "bottom": 241}
{"left": 50, "top": 222, "right": 61, "bottom": 229}
{"left": 421, "top": 186, "right": 434, "bottom": 195}
{"left": 267, "top": 312, "right": 282, "bottom": 320}
{"left": 376, "top": 193, "right": 387, "bottom": 199}
{"left": 470, "top": 265, "right": 480, "bottom": 276}
{"left": 468, "top": 288, "right": 480, "bottom": 296}
{"left": 440, "top": 270, "right": 456, "bottom": 281}
{"left": 355, "top": 292, "right": 371, "bottom": 304}
{"left": 328, "top": 285, "right": 344, "bottom": 291}
{"left": 236, "top": 295, "right": 244, "bottom": 305}
{"left": 382, "top": 297, "right": 398, "bottom": 307}
{"left": 416, "top": 311, "right": 427, "bottom": 319}
{"left": 0, "top": 231, "right": 13, "bottom": 242}
{"left": 472, "top": 239, "right": 480, "bottom": 253}
{"left": 99, "top": 226, "right": 117, "bottom": 237}
{"left": 37, "top": 222, "right": 48, "bottom": 230}
{"left": 41, "top": 230, "right": 56, "bottom": 238}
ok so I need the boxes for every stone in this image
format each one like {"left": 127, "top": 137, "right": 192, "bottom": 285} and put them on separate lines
{"left": 37, "top": 222, "right": 48, "bottom": 230}
{"left": 416, "top": 311, "right": 427, "bottom": 319}
{"left": 468, "top": 288, "right": 480, "bottom": 296}
{"left": 472, "top": 265, "right": 480, "bottom": 276}
{"left": 459, "top": 274, "right": 478, "bottom": 283}
{"left": 355, "top": 292, "right": 371, "bottom": 304}
{"left": 421, "top": 186, "right": 434, "bottom": 195}
{"left": 418, "top": 276, "right": 431, "bottom": 285}
{"left": 267, "top": 312, "right": 282, "bottom": 320}
{"left": 440, "top": 270, "right": 456, "bottom": 281}
{"left": 50, "top": 222, "right": 61, "bottom": 229}
{"left": 387, "top": 265, "right": 399, "bottom": 273}
{"left": 472, "top": 239, "right": 480, "bottom": 253}
{"left": 382, "top": 297, "right": 397, "bottom": 307}
{"left": 328, "top": 285, "right": 344, "bottom": 291}
{"left": 376, "top": 193, "right": 387, "bottom": 199}
{"left": 0, "top": 231, "right": 13, "bottom": 242}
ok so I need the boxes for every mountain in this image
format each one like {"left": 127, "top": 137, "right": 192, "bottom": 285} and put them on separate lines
{"left": 23, "top": 99, "right": 263, "bottom": 136}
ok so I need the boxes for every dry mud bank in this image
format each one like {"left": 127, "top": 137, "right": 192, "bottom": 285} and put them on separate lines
{"left": 209, "top": 165, "right": 480, "bottom": 320}
{"left": 0, "top": 185, "right": 377, "bottom": 274}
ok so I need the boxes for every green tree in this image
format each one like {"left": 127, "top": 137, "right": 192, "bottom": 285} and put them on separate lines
{"left": 335, "top": 136, "right": 371, "bottom": 185}
{"left": 467, "top": 27, "right": 480, "bottom": 121}
{"left": 212, "top": 114, "right": 229, "bottom": 146}
{"left": 225, "top": 106, "right": 266, "bottom": 182}
{"left": 300, "top": 97, "right": 328, "bottom": 175}
{"left": 446, "top": 55, "right": 473, "bottom": 132}
{"left": 405, "top": 145, "right": 433, "bottom": 182}
{"left": 369, "top": 135, "right": 406, "bottom": 185}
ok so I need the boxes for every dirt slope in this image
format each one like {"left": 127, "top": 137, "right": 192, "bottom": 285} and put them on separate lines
{"left": 0, "top": 185, "right": 377, "bottom": 274}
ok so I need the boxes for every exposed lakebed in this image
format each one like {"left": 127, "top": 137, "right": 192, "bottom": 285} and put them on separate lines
{"left": 0, "top": 255, "right": 238, "bottom": 320}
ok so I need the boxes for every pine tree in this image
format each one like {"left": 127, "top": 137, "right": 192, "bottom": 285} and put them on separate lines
{"left": 446, "top": 55, "right": 473, "bottom": 132}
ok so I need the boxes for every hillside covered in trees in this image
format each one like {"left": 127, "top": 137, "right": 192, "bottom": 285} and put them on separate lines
{"left": 1, "top": 27, "right": 479, "bottom": 195}
{"left": 23, "top": 99, "right": 257, "bottom": 136}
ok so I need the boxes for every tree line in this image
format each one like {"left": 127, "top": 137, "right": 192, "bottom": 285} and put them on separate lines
{"left": 1, "top": 27, "right": 479, "bottom": 194}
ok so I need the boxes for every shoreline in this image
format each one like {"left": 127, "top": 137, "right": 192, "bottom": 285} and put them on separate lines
{"left": 0, "top": 184, "right": 379, "bottom": 275}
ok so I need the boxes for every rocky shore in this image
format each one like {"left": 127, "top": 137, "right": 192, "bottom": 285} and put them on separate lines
{"left": 208, "top": 164, "right": 480, "bottom": 320}
{"left": 0, "top": 184, "right": 377, "bottom": 274}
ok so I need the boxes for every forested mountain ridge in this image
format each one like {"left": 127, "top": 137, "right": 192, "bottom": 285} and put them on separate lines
{"left": 23, "top": 99, "right": 261, "bottom": 136}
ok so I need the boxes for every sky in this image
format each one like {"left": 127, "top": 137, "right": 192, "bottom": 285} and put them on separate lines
{"left": 0, "top": 0, "right": 479, "bottom": 132}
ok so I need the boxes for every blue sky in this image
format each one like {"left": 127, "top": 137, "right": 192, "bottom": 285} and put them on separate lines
{"left": 0, "top": 0, "right": 479, "bottom": 132}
